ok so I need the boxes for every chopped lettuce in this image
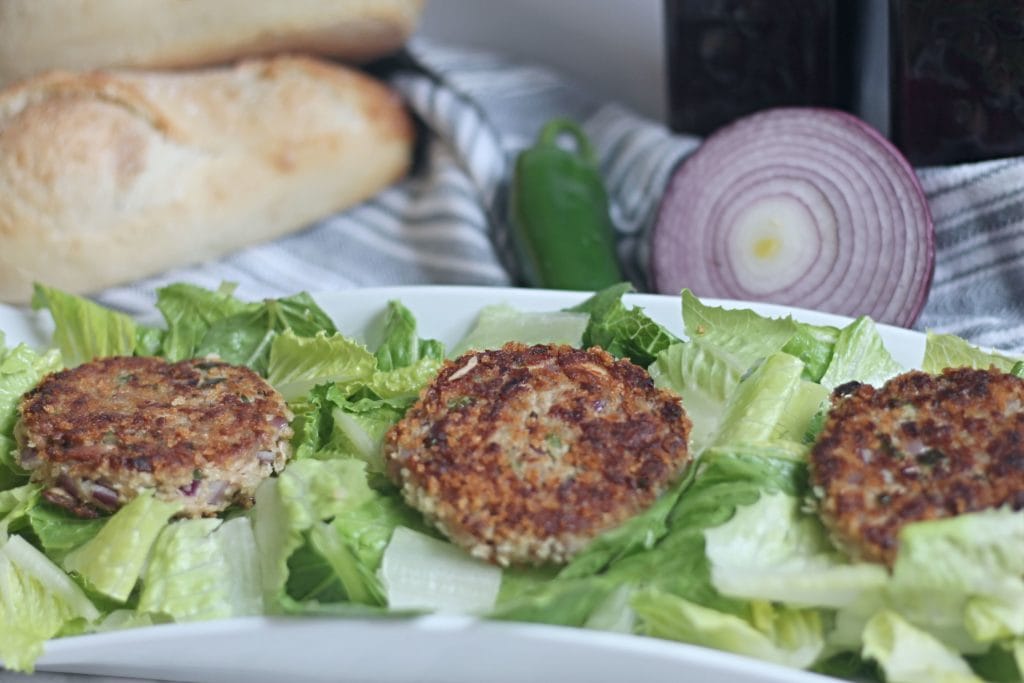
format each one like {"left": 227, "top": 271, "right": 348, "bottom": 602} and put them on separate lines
{"left": 923, "top": 332, "right": 1021, "bottom": 374}
{"left": 155, "top": 282, "right": 254, "bottom": 361}
{"left": 62, "top": 492, "right": 181, "bottom": 603}
{"left": 0, "top": 341, "right": 63, "bottom": 489}
{"left": 862, "top": 611, "right": 986, "bottom": 683}
{"left": 704, "top": 491, "right": 888, "bottom": 609}
{"left": 451, "top": 304, "right": 589, "bottom": 356}
{"left": 373, "top": 300, "right": 445, "bottom": 371}
{"left": 26, "top": 503, "right": 106, "bottom": 564}
{"left": 380, "top": 526, "right": 502, "bottom": 614}
{"left": 252, "top": 458, "right": 381, "bottom": 612}
{"left": 0, "top": 534, "right": 99, "bottom": 672}
{"left": 884, "top": 508, "right": 1024, "bottom": 653}
{"left": 568, "top": 283, "right": 681, "bottom": 367}
{"left": 710, "top": 351, "right": 827, "bottom": 454}
{"left": 819, "top": 316, "right": 905, "bottom": 390}
{"left": 0, "top": 484, "right": 40, "bottom": 540}
{"left": 632, "top": 590, "right": 825, "bottom": 670}
{"left": 139, "top": 517, "right": 262, "bottom": 622}
{"left": 31, "top": 284, "right": 150, "bottom": 366}
{"left": 266, "top": 330, "right": 376, "bottom": 401}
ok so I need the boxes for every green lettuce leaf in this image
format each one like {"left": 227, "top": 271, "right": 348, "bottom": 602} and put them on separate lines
{"left": 373, "top": 300, "right": 445, "bottom": 371}
{"left": 26, "top": 503, "right": 106, "bottom": 564}
{"left": 379, "top": 526, "right": 502, "bottom": 613}
{"left": 155, "top": 282, "right": 251, "bottom": 361}
{"left": 819, "top": 316, "right": 905, "bottom": 390}
{"left": 885, "top": 508, "right": 1024, "bottom": 653}
{"left": 31, "top": 284, "right": 148, "bottom": 366}
{"left": 0, "top": 341, "right": 62, "bottom": 489}
{"left": 710, "top": 352, "right": 828, "bottom": 455}
{"left": 568, "top": 283, "right": 681, "bottom": 367}
{"left": 0, "top": 534, "right": 100, "bottom": 672}
{"left": 923, "top": 332, "right": 1021, "bottom": 374}
{"left": 62, "top": 492, "right": 181, "bottom": 602}
{"left": 632, "top": 589, "right": 825, "bottom": 669}
{"left": 0, "top": 483, "right": 40, "bottom": 540}
{"left": 139, "top": 517, "right": 262, "bottom": 622}
{"left": 296, "top": 494, "right": 427, "bottom": 608}
{"left": 862, "top": 610, "right": 985, "bottom": 683}
{"left": 451, "top": 304, "right": 589, "bottom": 357}
{"left": 704, "top": 491, "right": 888, "bottom": 609}
{"left": 251, "top": 458, "right": 377, "bottom": 612}
{"left": 266, "top": 330, "right": 376, "bottom": 401}
{"left": 326, "top": 396, "right": 405, "bottom": 473}
{"left": 190, "top": 290, "right": 338, "bottom": 375}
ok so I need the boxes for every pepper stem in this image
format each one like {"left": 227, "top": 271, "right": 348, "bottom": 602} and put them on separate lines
{"left": 536, "top": 118, "right": 598, "bottom": 167}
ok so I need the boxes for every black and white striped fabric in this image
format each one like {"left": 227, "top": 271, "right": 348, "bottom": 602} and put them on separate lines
{"left": 95, "top": 40, "right": 1024, "bottom": 354}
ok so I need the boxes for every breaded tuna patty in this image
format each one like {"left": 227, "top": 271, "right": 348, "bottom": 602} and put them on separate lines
{"left": 16, "top": 356, "right": 293, "bottom": 518}
{"left": 384, "top": 342, "right": 692, "bottom": 566}
{"left": 810, "top": 367, "right": 1024, "bottom": 566}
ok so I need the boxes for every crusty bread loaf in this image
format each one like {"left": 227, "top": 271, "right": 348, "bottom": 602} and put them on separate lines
{"left": 0, "top": 0, "right": 424, "bottom": 88}
{"left": 0, "top": 56, "right": 414, "bottom": 303}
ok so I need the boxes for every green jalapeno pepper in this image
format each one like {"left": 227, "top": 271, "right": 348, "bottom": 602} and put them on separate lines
{"left": 508, "top": 118, "right": 624, "bottom": 290}
{"left": 1011, "top": 361, "right": 1024, "bottom": 378}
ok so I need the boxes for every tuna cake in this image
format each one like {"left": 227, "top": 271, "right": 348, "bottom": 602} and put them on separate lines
{"left": 810, "top": 367, "right": 1024, "bottom": 566}
{"left": 16, "top": 355, "right": 293, "bottom": 518}
{"left": 384, "top": 342, "right": 693, "bottom": 566}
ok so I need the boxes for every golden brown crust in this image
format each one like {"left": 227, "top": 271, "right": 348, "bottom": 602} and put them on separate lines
{"left": 384, "top": 343, "right": 692, "bottom": 566}
{"left": 0, "top": 55, "right": 413, "bottom": 303}
{"left": 810, "top": 367, "right": 1024, "bottom": 566}
{"left": 17, "top": 356, "right": 293, "bottom": 517}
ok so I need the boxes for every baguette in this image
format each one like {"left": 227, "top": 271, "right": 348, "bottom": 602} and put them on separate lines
{"left": 0, "top": 0, "right": 424, "bottom": 88}
{"left": 0, "top": 56, "right": 414, "bottom": 303}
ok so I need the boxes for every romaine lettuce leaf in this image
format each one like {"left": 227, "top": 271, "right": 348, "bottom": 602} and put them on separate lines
{"left": 326, "top": 397, "right": 405, "bottom": 473}
{"left": 0, "top": 341, "right": 62, "bottom": 489}
{"left": 26, "top": 502, "right": 106, "bottom": 564}
{"left": 298, "top": 494, "right": 427, "bottom": 607}
{"left": 710, "top": 352, "right": 827, "bottom": 454}
{"left": 632, "top": 589, "right": 825, "bottom": 669}
{"left": 201, "top": 293, "right": 335, "bottom": 374}
{"left": 704, "top": 491, "right": 887, "bottom": 609}
{"left": 0, "top": 483, "right": 40, "bottom": 540}
{"left": 139, "top": 516, "right": 262, "bottom": 622}
{"left": 266, "top": 330, "right": 376, "bottom": 401}
{"left": 862, "top": 610, "right": 985, "bottom": 683}
{"left": 251, "top": 458, "right": 377, "bottom": 611}
{"left": 62, "top": 492, "right": 181, "bottom": 602}
{"left": 568, "top": 283, "right": 681, "bottom": 367}
{"left": 373, "top": 300, "right": 445, "bottom": 371}
{"left": 379, "top": 526, "right": 502, "bottom": 614}
{"left": 31, "top": 284, "right": 149, "bottom": 366}
{"left": 0, "top": 534, "right": 100, "bottom": 672}
{"left": 885, "top": 508, "right": 1024, "bottom": 653}
{"left": 451, "top": 304, "right": 589, "bottom": 357}
{"left": 923, "top": 332, "right": 1021, "bottom": 374}
{"left": 155, "top": 282, "right": 252, "bottom": 361}
{"left": 819, "top": 316, "right": 905, "bottom": 390}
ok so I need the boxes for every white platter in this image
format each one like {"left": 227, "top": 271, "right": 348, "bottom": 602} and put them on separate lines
{"left": 0, "top": 286, "right": 926, "bottom": 683}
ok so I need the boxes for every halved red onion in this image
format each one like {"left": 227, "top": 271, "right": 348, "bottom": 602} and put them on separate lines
{"left": 650, "top": 108, "right": 934, "bottom": 327}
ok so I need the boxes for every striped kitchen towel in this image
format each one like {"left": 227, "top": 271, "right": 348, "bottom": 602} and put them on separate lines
{"left": 95, "top": 39, "right": 1024, "bottom": 354}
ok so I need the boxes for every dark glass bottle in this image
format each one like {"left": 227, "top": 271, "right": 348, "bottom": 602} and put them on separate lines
{"left": 663, "top": 0, "right": 855, "bottom": 136}
{"left": 891, "top": 0, "right": 1024, "bottom": 165}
